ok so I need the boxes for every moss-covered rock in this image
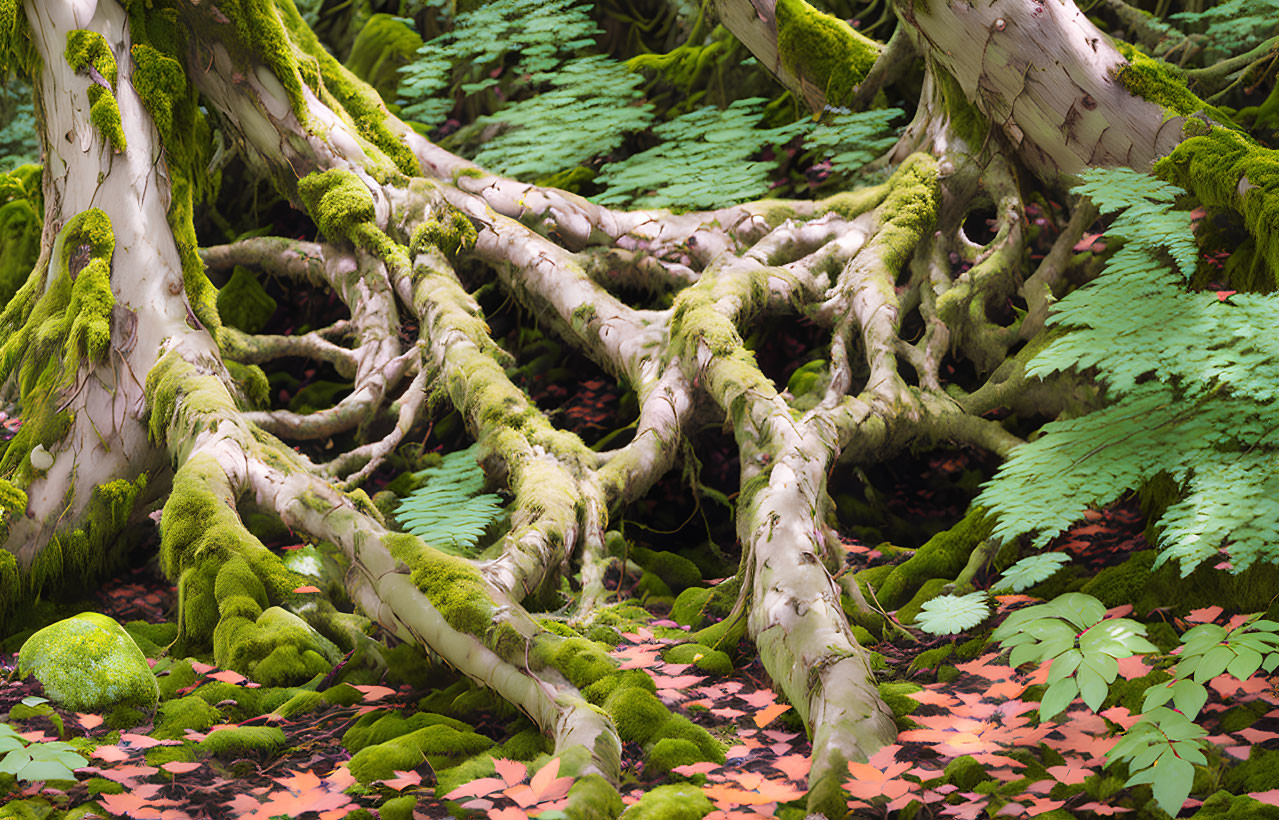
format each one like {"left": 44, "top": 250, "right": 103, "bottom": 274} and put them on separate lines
{"left": 18, "top": 612, "right": 159, "bottom": 713}
{"left": 564, "top": 773, "right": 625, "bottom": 820}
{"left": 619, "top": 783, "right": 714, "bottom": 819}
{"left": 645, "top": 738, "right": 703, "bottom": 777}
{"left": 155, "top": 695, "right": 222, "bottom": 740}
{"left": 198, "top": 726, "right": 287, "bottom": 758}
{"left": 377, "top": 795, "right": 417, "bottom": 820}
{"left": 662, "top": 642, "right": 733, "bottom": 676}
{"left": 630, "top": 546, "right": 702, "bottom": 592}
{"left": 348, "top": 724, "right": 494, "bottom": 783}
{"left": 1192, "top": 790, "right": 1279, "bottom": 819}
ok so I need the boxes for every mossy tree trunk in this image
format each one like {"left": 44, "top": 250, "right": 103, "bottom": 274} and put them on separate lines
{"left": 0, "top": 0, "right": 1250, "bottom": 815}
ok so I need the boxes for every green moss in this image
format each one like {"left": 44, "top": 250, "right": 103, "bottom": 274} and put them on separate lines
{"left": 383, "top": 533, "right": 496, "bottom": 637}
{"left": 944, "top": 755, "right": 989, "bottom": 790}
{"left": 662, "top": 642, "right": 733, "bottom": 676}
{"left": 1112, "top": 42, "right": 1208, "bottom": 119}
{"left": 492, "top": 727, "right": 550, "bottom": 761}
{"left": 378, "top": 795, "right": 417, "bottom": 820}
{"left": 630, "top": 546, "right": 702, "bottom": 592}
{"left": 533, "top": 636, "right": 616, "bottom": 689}
{"left": 582, "top": 669, "right": 656, "bottom": 705}
{"left": 670, "top": 587, "right": 711, "bottom": 627}
{"left": 869, "top": 506, "right": 994, "bottom": 609}
{"left": 645, "top": 738, "right": 703, "bottom": 777}
{"left": 65, "top": 30, "right": 125, "bottom": 151}
{"left": 877, "top": 681, "right": 923, "bottom": 720}
{"left": 1192, "top": 790, "right": 1279, "bottom": 819}
{"left": 217, "top": 267, "right": 277, "bottom": 333}
{"left": 0, "top": 165, "right": 42, "bottom": 307}
{"left": 348, "top": 723, "right": 494, "bottom": 783}
{"left": 155, "top": 696, "right": 222, "bottom": 740}
{"left": 1224, "top": 746, "right": 1279, "bottom": 794}
{"left": 198, "top": 726, "right": 287, "bottom": 758}
{"left": 775, "top": 0, "right": 880, "bottom": 108}
{"left": 410, "top": 211, "right": 477, "bottom": 258}
{"left": 123, "top": 621, "right": 178, "bottom": 657}
{"left": 343, "top": 710, "right": 472, "bottom": 753}
{"left": 298, "top": 169, "right": 377, "bottom": 243}
{"left": 1156, "top": 128, "right": 1279, "bottom": 290}
{"left": 619, "top": 783, "right": 713, "bottom": 819}
{"left": 18, "top": 612, "right": 159, "bottom": 713}
{"left": 104, "top": 705, "right": 147, "bottom": 729}
{"left": 225, "top": 361, "right": 270, "bottom": 410}
{"left": 157, "top": 658, "right": 197, "bottom": 700}
{"left": 635, "top": 571, "right": 673, "bottom": 602}
{"left": 603, "top": 686, "right": 669, "bottom": 744}
{"left": 933, "top": 67, "right": 989, "bottom": 148}
{"left": 85, "top": 776, "right": 125, "bottom": 796}
{"left": 564, "top": 773, "right": 625, "bottom": 820}
{"left": 145, "top": 744, "right": 196, "bottom": 768}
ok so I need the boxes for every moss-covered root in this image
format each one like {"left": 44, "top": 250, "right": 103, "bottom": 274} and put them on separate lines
{"left": 715, "top": 0, "right": 881, "bottom": 113}
{"left": 241, "top": 459, "right": 623, "bottom": 783}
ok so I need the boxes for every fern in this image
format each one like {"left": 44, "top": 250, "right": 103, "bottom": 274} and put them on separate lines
{"left": 1171, "top": 0, "right": 1279, "bottom": 56}
{"left": 394, "top": 445, "right": 504, "bottom": 557}
{"left": 806, "top": 107, "right": 904, "bottom": 178}
{"left": 913, "top": 591, "right": 990, "bottom": 635}
{"left": 593, "top": 98, "right": 808, "bottom": 210}
{"left": 990, "top": 552, "right": 1071, "bottom": 593}
{"left": 397, "top": 0, "right": 600, "bottom": 128}
{"left": 978, "top": 166, "right": 1279, "bottom": 575}
{"left": 470, "top": 56, "right": 652, "bottom": 179}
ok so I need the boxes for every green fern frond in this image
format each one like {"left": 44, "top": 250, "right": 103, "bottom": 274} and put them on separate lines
{"left": 806, "top": 107, "right": 903, "bottom": 177}
{"left": 470, "top": 56, "right": 653, "bottom": 179}
{"left": 978, "top": 166, "right": 1279, "bottom": 576}
{"left": 593, "top": 98, "right": 809, "bottom": 210}
{"left": 397, "top": 0, "right": 600, "bottom": 128}
{"left": 394, "top": 445, "right": 505, "bottom": 557}
{"left": 1171, "top": 0, "right": 1279, "bottom": 55}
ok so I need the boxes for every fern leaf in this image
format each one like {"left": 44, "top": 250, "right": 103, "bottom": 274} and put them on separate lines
{"left": 394, "top": 445, "right": 504, "bottom": 557}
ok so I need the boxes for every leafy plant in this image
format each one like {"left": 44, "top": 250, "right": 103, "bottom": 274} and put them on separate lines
{"left": 805, "top": 106, "right": 903, "bottom": 178}
{"left": 990, "top": 552, "right": 1071, "bottom": 593}
{"left": 0, "top": 708, "right": 86, "bottom": 783}
{"left": 0, "top": 80, "right": 38, "bottom": 171}
{"left": 469, "top": 56, "right": 652, "bottom": 179}
{"left": 992, "top": 592, "right": 1158, "bottom": 719}
{"left": 1170, "top": 0, "right": 1279, "bottom": 56}
{"left": 977, "top": 166, "right": 1279, "bottom": 576}
{"left": 394, "top": 445, "right": 504, "bottom": 556}
{"left": 397, "top": 0, "right": 601, "bottom": 127}
{"left": 993, "top": 592, "right": 1279, "bottom": 816}
{"left": 593, "top": 98, "right": 809, "bottom": 210}
{"left": 913, "top": 591, "right": 990, "bottom": 635}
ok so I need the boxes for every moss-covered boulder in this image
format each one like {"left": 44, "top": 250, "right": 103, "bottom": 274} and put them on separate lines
{"left": 18, "top": 612, "right": 159, "bottom": 713}
{"left": 620, "top": 783, "right": 714, "bottom": 819}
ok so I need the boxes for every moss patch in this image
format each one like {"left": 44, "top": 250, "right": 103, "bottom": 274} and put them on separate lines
{"left": 775, "top": 0, "right": 880, "bottom": 109}
{"left": 619, "top": 783, "right": 714, "bottom": 819}
{"left": 198, "top": 726, "right": 287, "bottom": 758}
{"left": 18, "top": 612, "right": 159, "bottom": 713}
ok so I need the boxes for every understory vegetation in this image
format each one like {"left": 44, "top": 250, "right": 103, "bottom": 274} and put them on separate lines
{"left": 0, "top": 0, "right": 1278, "bottom": 817}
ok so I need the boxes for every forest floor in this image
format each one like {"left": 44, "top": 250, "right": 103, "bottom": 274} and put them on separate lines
{"left": 2, "top": 490, "right": 1278, "bottom": 819}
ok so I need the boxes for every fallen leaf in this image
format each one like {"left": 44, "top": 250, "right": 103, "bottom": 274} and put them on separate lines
{"left": 753, "top": 702, "right": 791, "bottom": 729}
{"left": 293, "top": 585, "right": 322, "bottom": 594}
{"left": 160, "top": 761, "right": 202, "bottom": 774}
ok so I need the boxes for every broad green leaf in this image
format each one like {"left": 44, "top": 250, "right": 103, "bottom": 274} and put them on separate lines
{"left": 1225, "top": 646, "right": 1264, "bottom": 681}
{"left": 1193, "top": 645, "right": 1236, "bottom": 682}
{"left": 1040, "top": 677, "right": 1079, "bottom": 722}
{"left": 1047, "top": 649, "right": 1083, "bottom": 685}
{"left": 1170, "top": 678, "right": 1208, "bottom": 720}
{"left": 1044, "top": 593, "right": 1105, "bottom": 631}
{"left": 1150, "top": 755, "right": 1195, "bottom": 816}
{"left": 1076, "top": 663, "right": 1109, "bottom": 712}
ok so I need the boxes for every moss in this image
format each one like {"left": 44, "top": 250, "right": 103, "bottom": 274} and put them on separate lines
{"left": 225, "top": 361, "right": 270, "bottom": 410}
{"left": 805, "top": 750, "right": 849, "bottom": 819}
{"left": 0, "top": 165, "right": 42, "bottom": 307}
{"left": 662, "top": 642, "right": 733, "bottom": 676}
{"left": 582, "top": 669, "right": 656, "bottom": 705}
{"left": 933, "top": 67, "right": 989, "bottom": 148}
{"left": 343, "top": 710, "right": 471, "bottom": 754}
{"left": 17, "top": 612, "right": 159, "bottom": 713}
{"left": 104, "top": 705, "right": 147, "bottom": 729}
{"left": 377, "top": 795, "right": 416, "bottom": 820}
{"left": 155, "top": 695, "right": 222, "bottom": 740}
{"left": 630, "top": 546, "right": 702, "bottom": 592}
{"left": 298, "top": 169, "right": 377, "bottom": 244}
{"left": 602, "top": 686, "right": 669, "bottom": 744}
{"left": 145, "top": 744, "right": 196, "bottom": 768}
{"left": 383, "top": 532, "right": 495, "bottom": 637}
{"left": 1224, "top": 746, "right": 1279, "bottom": 794}
{"left": 157, "top": 658, "right": 197, "bottom": 700}
{"left": 65, "top": 30, "right": 125, "bottom": 151}
{"left": 1192, "top": 790, "right": 1279, "bottom": 819}
{"left": 534, "top": 636, "right": 617, "bottom": 689}
{"left": 492, "top": 727, "right": 550, "bottom": 761}
{"left": 1155, "top": 128, "right": 1279, "bottom": 291}
{"left": 645, "top": 738, "right": 703, "bottom": 777}
{"left": 870, "top": 506, "right": 994, "bottom": 609}
{"left": 1112, "top": 42, "right": 1213, "bottom": 120}
{"left": 944, "top": 755, "right": 990, "bottom": 791}
{"left": 123, "top": 621, "right": 178, "bottom": 658}
{"left": 564, "top": 773, "right": 625, "bottom": 820}
{"left": 1081, "top": 547, "right": 1279, "bottom": 616}
{"left": 774, "top": 0, "right": 879, "bottom": 108}
{"left": 877, "top": 681, "right": 923, "bottom": 720}
{"left": 198, "top": 726, "right": 287, "bottom": 758}
{"left": 85, "top": 776, "right": 125, "bottom": 797}
{"left": 619, "top": 783, "right": 714, "bottom": 819}
{"left": 216, "top": 267, "right": 277, "bottom": 333}
{"left": 348, "top": 724, "right": 494, "bottom": 783}
{"left": 410, "top": 211, "right": 476, "bottom": 258}
{"left": 635, "top": 571, "right": 673, "bottom": 602}
{"left": 670, "top": 587, "right": 711, "bottom": 627}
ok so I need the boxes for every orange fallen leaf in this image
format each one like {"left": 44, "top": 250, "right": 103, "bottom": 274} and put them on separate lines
{"left": 292, "top": 585, "right": 322, "bottom": 594}
{"left": 77, "top": 713, "right": 104, "bottom": 730}
{"left": 753, "top": 702, "right": 791, "bottom": 728}
{"left": 161, "top": 761, "right": 202, "bottom": 774}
